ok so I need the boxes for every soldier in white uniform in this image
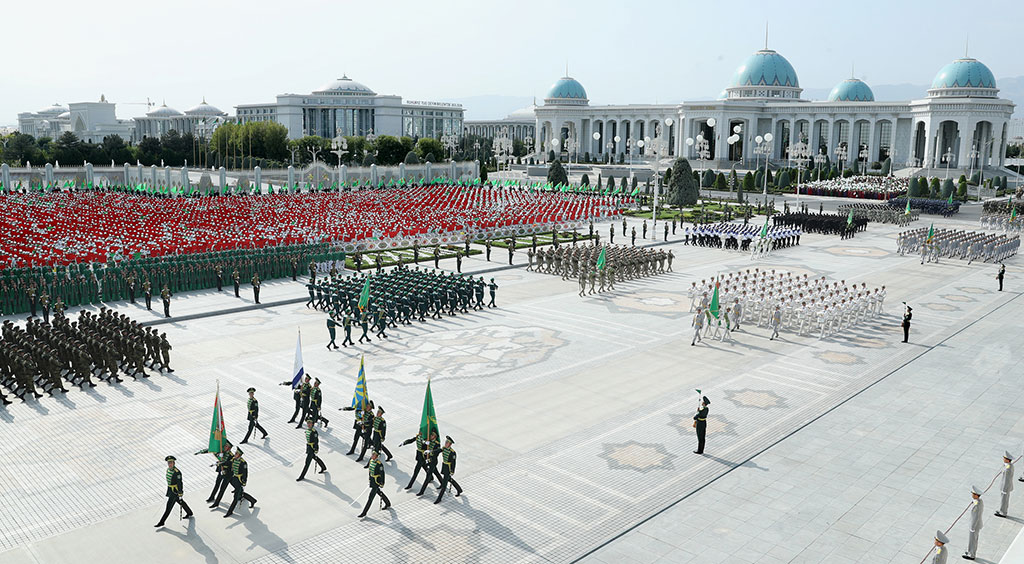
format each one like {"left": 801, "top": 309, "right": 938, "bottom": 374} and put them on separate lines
{"left": 996, "top": 451, "right": 1014, "bottom": 518}
{"left": 963, "top": 485, "right": 983, "bottom": 560}
{"left": 932, "top": 530, "right": 950, "bottom": 564}
{"left": 691, "top": 307, "right": 705, "bottom": 346}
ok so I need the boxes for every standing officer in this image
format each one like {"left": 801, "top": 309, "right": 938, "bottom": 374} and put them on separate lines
{"left": 232, "top": 268, "right": 240, "bottom": 297}
{"left": 693, "top": 395, "right": 709, "bottom": 454}
{"left": 997, "top": 263, "right": 1005, "bottom": 291}
{"left": 224, "top": 447, "right": 257, "bottom": 518}
{"left": 485, "top": 240, "right": 492, "bottom": 261}
{"left": 631, "top": 227, "right": 637, "bottom": 246}
{"left": 401, "top": 430, "right": 442, "bottom": 491}
{"left": 143, "top": 279, "right": 152, "bottom": 310}
{"left": 487, "top": 278, "right": 498, "bottom": 308}
{"left": 433, "top": 435, "right": 463, "bottom": 504}
{"left": 251, "top": 273, "right": 261, "bottom": 304}
{"left": 357, "top": 451, "right": 391, "bottom": 518}
{"left": 161, "top": 284, "right": 172, "bottom": 318}
{"left": 326, "top": 315, "right": 339, "bottom": 350}
{"left": 239, "top": 387, "right": 268, "bottom": 444}
{"left": 901, "top": 303, "right": 913, "bottom": 343}
{"left": 996, "top": 451, "right": 1014, "bottom": 518}
{"left": 964, "top": 485, "right": 983, "bottom": 560}
{"left": 363, "top": 405, "right": 393, "bottom": 465}
{"left": 296, "top": 418, "right": 327, "bottom": 481}
{"left": 155, "top": 455, "right": 193, "bottom": 527}
{"left": 433, "top": 246, "right": 440, "bottom": 269}
{"left": 215, "top": 264, "right": 224, "bottom": 291}
{"left": 932, "top": 530, "right": 950, "bottom": 564}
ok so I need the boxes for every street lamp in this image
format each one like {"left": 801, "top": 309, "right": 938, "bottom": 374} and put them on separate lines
{"left": 592, "top": 131, "right": 601, "bottom": 164}
{"left": 814, "top": 151, "right": 826, "bottom": 180}
{"left": 613, "top": 135, "right": 621, "bottom": 165}
{"left": 331, "top": 128, "right": 349, "bottom": 166}
{"left": 859, "top": 144, "right": 870, "bottom": 176}
{"left": 565, "top": 134, "right": 578, "bottom": 180}
{"left": 754, "top": 133, "right": 774, "bottom": 210}
{"left": 943, "top": 147, "right": 953, "bottom": 179}
{"left": 441, "top": 133, "right": 458, "bottom": 161}
{"left": 787, "top": 140, "right": 811, "bottom": 197}
{"left": 834, "top": 144, "right": 848, "bottom": 174}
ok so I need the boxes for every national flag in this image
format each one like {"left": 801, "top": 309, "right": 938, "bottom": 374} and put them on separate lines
{"left": 926, "top": 223, "right": 935, "bottom": 243}
{"left": 207, "top": 382, "right": 228, "bottom": 452}
{"left": 350, "top": 356, "right": 369, "bottom": 410}
{"left": 847, "top": 209, "right": 853, "bottom": 226}
{"left": 290, "top": 330, "right": 304, "bottom": 388}
{"left": 419, "top": 378, "right": 438, "bottom": 440}
{"left": 630, "top": 186, "right": 640, "bottom": 196}
{"left": 759, "top": 217, "right": 769, "bottom": 239}
{"left": 904, "top": 199, "right": 911, "bottom": 215}
{"left": 708, "top": 283, "right": 720, "bottom": 319}
{"left": 596, "top": 247, "right": 607, "bottom": 271}
{"left": 1012, "top": 207, "right": 1018, "bottom": 222}
{"left": 947, "top": 193, "right": 954, "bottom": 204}
{"left": 357, "top": 277, "right": 371, "bottom": 310}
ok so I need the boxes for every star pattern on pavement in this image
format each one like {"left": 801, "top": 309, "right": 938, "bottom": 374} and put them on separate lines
{"left": 921, "top": 302, "right": 959, "bottom": 312}
{"left": 599, "top": 441, "right": 676, "bottom": 473}
{"left": 388, "top": 525, "right": 488, "bottom": 562}
{"left": 814, "top": 350, "right": 866, "bottom": 365}
{"left": 723, "top": 388, "right": 787, "bottom": 410}
{"left": 668, "top": 412, "right": 738, "bottom": 438}
{"left": 940, "top": 294, "right": 975, "bottom": 303}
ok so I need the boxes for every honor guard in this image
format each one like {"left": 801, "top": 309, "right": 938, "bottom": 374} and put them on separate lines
{"left": 239, "top": 388, "right": 268, "bottom": 444}
{"left": 326, "top": 315, "right": 339, "bottom": 349}
{"left": 296, "top": 418, "right": 327, "bottom": 481}
{"left": 341, "top": 312, "right": 354, "bottom": 347}
{"left": 204, "top": 442, "right": 234, "bottom": 508}
{"left": 343, "top": 399, "right": 373, "bottom": 456}
{"left": 996, "top": 451, "right": 1014, "bottom": 518}
{"left": 155, "top": 456, "right": 193, "bottom": 527}
{"left": 693, "top": 396, "right": 709, "bottom": 454}
{"left": 143, "top": 279, "right": 152, "bottom": 310}
{"left": 251, "top": 273, "right": 261, "bottom": 304}
{"left": 932, "top": 530, "right": 949, "bottom": 564}
{"left": 401, "top": 431, "right": 442, "bottom": 491}
{"left": 224, "top": 448, "right": 257, "bottom": 518}
{"left": 963, "top": 485, "right": 983, "bottom": 560}
{"left": 294, "top": 375, "right": 312, "bottom": 428}
{"left": 357, "top": 451, "right": 391, "bottom": 518}
{"left": 309, "top": 377, "right": 328, "bottom": 427}
{"left": 433, "top": 435, "right": 463, "bottom": 504}
{"left": 362, "top": 406, "right": 393, "bottom": 465}
{"left": 232, "top": 268, "right": 240, "bottom": 297}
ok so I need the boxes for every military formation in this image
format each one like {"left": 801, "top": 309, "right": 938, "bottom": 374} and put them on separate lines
{"left": 681, "top": 222, "right": 801, "bottom": 253}
{"left": 0, "top": 242, "right": 343, "bottom": 317}
{"left": 0, "top": 307, "right": 172, "bottom": 404}
{"left": 688, "top": 269, "right": 888, "bottom": 344}
{"left": 897, "top": 228, "right": 1020, "bottom": 264}
{"left": 527, "top": 242, "right": 672, "bottom": 294}
{"left": 773, "top": 212, "right": 867, "bottom": 237}
{"left": 837, "top": 203, "right": 919, "bottom": 225}
{"left": 307, "top": 265, "right": 498, "bottom": 347}
{"left": 979, "top": 212, "right": 1023, "bottom": 233}
{"left": 887, "top": 197, "right": 960, "bottom": 217}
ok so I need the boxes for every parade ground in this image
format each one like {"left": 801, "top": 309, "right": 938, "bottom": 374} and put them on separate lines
{"left": 0, "top": 196, "right": 1022, "bottom": 564}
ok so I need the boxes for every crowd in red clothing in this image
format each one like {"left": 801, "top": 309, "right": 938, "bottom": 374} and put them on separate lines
{"left": 0, "top": 184, "right": 625, "bottom": 269}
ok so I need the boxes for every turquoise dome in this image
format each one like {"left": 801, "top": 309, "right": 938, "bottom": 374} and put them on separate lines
{"left": 931, "top": 58, "right": 996, "bottom": 89}
{"left": 828, "top": 78, "right": 874, "bottom": 102}
{"left": 730, "top": 49, "right": 799, "bottom": 88}
{"left": 546, "top": 76, "right": 587, "bottom": 100}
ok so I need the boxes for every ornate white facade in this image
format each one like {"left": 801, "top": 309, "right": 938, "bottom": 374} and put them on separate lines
{"left": 532, "top": 50, "right": 1015, "bottom": 172}
{"left": 132, "top": 98, "right": 227, "bottom": 143}
{"left": 18, "top": 96, "right": 134, "bottom": 143}
{"left": 464, "top": 103, "right": 537, "bottom": 141}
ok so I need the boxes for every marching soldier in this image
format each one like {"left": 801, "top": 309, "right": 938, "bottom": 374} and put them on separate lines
{"left": 963, "top": 485, "right": 983, "bottom": 560}
{"left": 155, "top": 455, "right": 193, "bottom": 527}
{"left": 358, "top": 309, "right": 371, "bottom": 343}
{"left": 309, "top": 377, "right": 328, "bottom": 428}
{"left": 143, "top": 279, "right": 152, "bottom": 310}
{"left": 232, "top": 268, "right": 240, "bottom": 297}
{"left": 341, "top": 311, "right": 354, "bottom": 347}
{"left": 161, "top": 284, "right": 171, "bottom": 318}
{"left": 159, "top": 332, "right": 173, "bottom": 372}
{"left": 693, "top": 395, "right": 709, "bottom": 454}
{"left": 326, "top": 314, "right": 339, "bottom": 350}
{"left": 433, "top": 435, "right": 463, "bottom": 504}
{"left": 223, "top": 447, "right": 257, "bottom": 518}
{"left": 296, "top": 418, "right": 327, "bottom": 481}
{"left": 357, "top": 451, "right": 391, "bottom": 518}
{"left": 282, "top": 378, "right": 303, "bottom": 424}
{"left": 362, "top": 405, "right": 393, "bottom": 465}
{"left": 251, "top": 273, "right": 261, "bottom": 304}
{"left": 239, "top": 387, "right": 268, "bottom": 444}
{"left": 487, "top": 278, "right": 498, "bottom": 308}
{"left": 932, "top": 530, "right": 949, "bottom": 564}
{"left": 996, "top": 451, "right": 1014, "bottom": 518}
{"left": 204, "top": 441, "right": 234, "bottom": 508}
{"left": 294, "top": 375, "right": 312, "bottom": 429}
{"left": 401, "top": 430, "right": 442, "bottom": 491}
{"left": 343, "top": 399, "right": 373, "bottom": 456}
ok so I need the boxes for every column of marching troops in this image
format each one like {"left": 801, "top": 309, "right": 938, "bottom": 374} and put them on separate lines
{"left": 157, "top": 378, "right": 464, "bottom": 527}
{"left": 928, "top": 452, "right": 1021, "bottom": 563}
{"left": 836, "top": 203, "right": 919, "bottom": 226}
{"left": 897, "top": 228, "right": 1019, "bottom": 264}
{"left": 685, "top": 269, "right": 889, "bottom": 344}
{"left": 307, "top": 265, "right": 499, "bottom": 348}
{"left": 0, "top": 242, "right": 344, "bottom": 317}
{"left": 773, "top": 212, "right": 866, "bottom": 239}
{"left": 0, "top": 308, "right": 173, "bottom": 406}
{"left": 526, "top": 241, "right": 674, "bottom": 296}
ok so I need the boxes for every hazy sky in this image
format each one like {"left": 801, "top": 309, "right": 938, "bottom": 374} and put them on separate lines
{"left": 4, "top": 0, "right": 1021, "bottom": 124}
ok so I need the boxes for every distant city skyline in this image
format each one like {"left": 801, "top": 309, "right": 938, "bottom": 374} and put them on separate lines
{"left": 4, "top": 0, "right": 1021, "bottom": 126}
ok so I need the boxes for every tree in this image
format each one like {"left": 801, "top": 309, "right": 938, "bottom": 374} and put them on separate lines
{"left": 480, "top": 164, "right": 487, "bottom": 182}
{"left": 620, "top": 176, "right": 628, "bottom": 191}
{"left": 137, "top": 137, "right": 162, "bottom": 166}
{"left": 606, "top": 176, "right": 615, "bottom": 191}
{"left": 425, "top": 153, "right": 436, "bottom": 163}
{"left": 777, "top": 170, "right": 791, "bottom": 189}
{"left": 581, "top": 173, "right": 590, "bottom": 187}
{"left": 701, "top": 169, "right": 715, "bottom": 188}
{"left": 362, "top": 153, "right": 375, "bottom": 166}
{"left": 929, "top": 177, "right": 940, "bottom": 199}
{"left": 715, "top": 172, "right": 727, "bottom": 190}
{"left": 547, "top": 160, "right": 568, "bottom": 186}
{"left": 53, "top": 132, "right": 84, "bottom": 165}
{"left": 941, "top": 178, "right": 955, "bottom": 199}
{"left": 881, "top": 157, "right": 892, "bottom": 175}
{"left": 631, "top": 176, "right": 638, "bottom": 190}
{"left": 907, "top": 177, "right": 920, "bottom": 198}
{"left": 969, "top": 171, "right": 980, "bottom": 185}
{"left": 102, "top": 134, "right": 133, "bottom": 165}
{"left": 664, "top": 167, "right": 673, "bottom": 184}
{"left": 404, "top": 151, "right": 420, "bottom": 164}
{"left": 957, "top": 178, "right": 968, "bottom": 201}
{"left": 668, "top": 158, "right": 698, "bottom": 207}
{"left": 740, "top": 172, "right": 754, "bottom": 203}
{"left": 512, "top": 139, "right": 526, "bottom": 157}
{"left": 415, "top": 138, "right": 444, "bottom": 162}
{"left": 374, "top": 135, "right": 405, "bottom": 166}
{"left": 548, "top": 150, "right": 556, "bottom": 162}
{"left": 729, "top": 169, "right": 738, "bottom": 189}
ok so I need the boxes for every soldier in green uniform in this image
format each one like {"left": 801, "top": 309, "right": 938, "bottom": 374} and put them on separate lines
{"left": 401, "top": 430, "right": 442, "bottom": 491}
{"left": 40, "top": 291, "right": 50, "bottom": 324}
{"left": 485, "top": 240, "right": 492, "bottom": 261}
{"left": 27, "top": 282, "right": 37, "bottom": 318}
{"left": 155, "top": 455, "right": 194, "bottom": 527}
{"left": 161, "top": 284, "right": 171, "bottom": 318}
{"left": 358, "top": 309, "right": 371, "bottom": 344}
{"left": 309, "top": 377, "right": 328, "bottom": 427}
{"left": 251, "top": 273, "right": 261, "bottom": 304}
{"left": 294, "top": 374, "right": 312, "bottom": 429}
{"left": 240, "top": 387, "right": 268, "bottom": 444}
{"left": 127, "top": 271, "right": 137, "bottom": 304}
{"left": 326, "top": 314, "right": 339, "bottom": 349}
{"left": 357, "top": 451, "right": 391, "bottom": 518}
{"left": 215, "top": 264, "right": 224, "bottom": 291}
{"left": 203, "top": 441, "right": 233, "bottom": 507}
{"left": 232, "top": 268, "right": 240, "bottom": 297}
{"left": 142, "top": 279, "right": 152, "bottom": 310}
{"left": 223, "top": 448, "right": 257, "bottom": 518}
{"left": 362, "top": 405, "right": 393, "bottom": 464}
{"left": 341, "top": 311, "right": 354, "bottom": 347}
{"left": 693, "top": 395, "right": 710, "bottom": 454}
{"left": 354, "top": 400, "right": 376, "bottom": 462}
{"left": 296, "top": 417, "right": 328, "bottom": 481}
{"left": 159, "top": 332, "right": 173, "bottom": 372}
{"left": 433, "top": 436, "right": 463, "bottom": 504}
{"left": 487, "top": 278, "right": 498, "bottom": 308}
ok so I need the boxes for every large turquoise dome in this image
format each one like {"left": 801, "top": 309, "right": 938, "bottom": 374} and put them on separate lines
{"left": 931, "top": 58, "right": 996, "bottom": 89}
{"left": 545, "top": 76, "right": 587, "bottom": 100}
{"left": 828, "top": 78, "right": 874, "bottom": 102}
{"left": 730, "top": 49, "right": 799, "bottom": 88}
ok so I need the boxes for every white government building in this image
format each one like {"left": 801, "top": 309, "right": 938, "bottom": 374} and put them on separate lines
{"left": 509, "top": 47, "right": 1015, "bottom": 172}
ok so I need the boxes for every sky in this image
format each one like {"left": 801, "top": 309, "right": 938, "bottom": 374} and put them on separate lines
{"left": 3, "top": 0, "right": 1021, "bottom": 125}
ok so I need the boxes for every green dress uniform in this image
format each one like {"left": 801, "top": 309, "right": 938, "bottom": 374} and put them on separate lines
{"left": 224, "top": 452, "right": 257, "bottom": 517}
{"left": 240, "top": 391, "right": 268, "bottom": 444}
{"left": 341, "top": 313, "right": 354, "bottom": 347}
{"left": 326, "top": 317, "right": 338, "bottom": 349}
{"left": 294, "top": 379, "right": 312, "bottom": 428}
{"left": 402, "top": 433, "right": 442, "bottom": 490}
{"left": 357, "top": 454, "right": 391, "bottom": 518}
{"left": 161, "top": 286, "right": 171, "bottom": 318}
{"left": 694, "top": 398, "right": 709, "bottom": 454}
{"left": 433, "top": 437, "right": 463, "bottom": 504}
{"left": 155, "top": 457, "right": 193, "bottom": 527}
{"left": 297, "top": 424, "right": 327, "bottom": 480}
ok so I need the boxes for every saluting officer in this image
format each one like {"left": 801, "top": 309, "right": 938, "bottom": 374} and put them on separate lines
{"left": 357, "top": 451, "right": 391, "bottom": 518}
{"left": 401, "top": 430, "right": 442, "bottom": 491}
{"left": 239, "top": 387, "right": 268, "bottom": 444}
{"left": 693, "top": 395, "right": 710, "bottom": 454}
{"left": 296, "top": 418, "right": 327, "bottom": 481}
{"left": 155, "top": 455, "right": 193, "bottom": 528}
{"left": 433, "top": 435, "right": 463, "bottom": 504}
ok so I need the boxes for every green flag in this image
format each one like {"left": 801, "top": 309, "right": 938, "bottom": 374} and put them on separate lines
{"left": 904, "top": 199, "right": 911, "bottom": 215}
{"left": 1012, "top": 207, "right": 1018, "bottom": 222}
{"left": 596, "top": 247, "right": 607, "bottom": 271}
{"left": 419, "top": 379, "right": 438, "bottom": 440}
{"left": 630, "top": 186, "right": 640, "bottom": 196}
{"left": 357, "top": 277, "right": 371, "bottom": 310}
{"left": 847, "top": 209, "right": 854, "bottom": 226}
{"left": 708, "top": 283, "right": 720, "bottom": 319}
{"left": 207, "top": 383, "right": 228, "bottom": 453}
{"left": 926, "top": 223, "right": 934, "bottom": 242}
{"left": 947, "top": 192, "right": 954, "bottom": 204}
{"left": 759, "top": 217, "right": 769, "bottom": 238}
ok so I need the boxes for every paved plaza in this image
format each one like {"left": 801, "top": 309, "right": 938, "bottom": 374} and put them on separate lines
{"left": 1, "top": 196, "right": 1023, "bottom": 564}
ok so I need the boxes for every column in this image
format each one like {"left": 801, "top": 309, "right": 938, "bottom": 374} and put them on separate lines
{"left": 866, "top": 119, "right": 877, "bottom": 162}
{"left": 992, "top": 121, "right": 1005, "bottom": 167}
{"left": 714, "top": 115, "right": 729, "bottom": 161}
{"left": 957, "top": 119, "right": 973, "bottom": 170}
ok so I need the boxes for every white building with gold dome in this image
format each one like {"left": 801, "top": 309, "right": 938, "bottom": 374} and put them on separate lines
{"left": 531, "top": 48, "right": 1015, "bottom": 172}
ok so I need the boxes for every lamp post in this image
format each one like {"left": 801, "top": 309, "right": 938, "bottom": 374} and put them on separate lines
{"left": 647, "top": 118, "right": 673, "bottom": 233}
{"left": 814, "top": 151, "right": 826, "bottom": 181}
{"left": 565, "top": 134, "right": 578, "bottom": 181}
{"left": 494, "top": 126, "right": 512, "bottom": 175}
{"left": 943, "top": 147, "right": 953, "bottom": 179}
{"left": 473, "top": 141, "right": 481, "bottom": 162}
{"left": 754, "top": 133, "right": 774, "bottom": 210}
{"left": 834, "top": 145, "right": 848, "bottom": 175}
{"left": 859, "top": 144, "right": 869, "bottom": 176}
{"left": 441, "top": 133, "right": 458, "bottom": 161}
{"left": 331, "top": 128, "right": 349, "bottom": 166}
{"left": 613, "top": 135, "right": 621, "bottom": 165}
{"left": 592, "top": 131, "right": 601, "bottom": 166}
{"left": 626, "top": 137, "right": 634, "bottom": 182}
{"left": 788, "top": 140, "right": 810, "bottom": 198}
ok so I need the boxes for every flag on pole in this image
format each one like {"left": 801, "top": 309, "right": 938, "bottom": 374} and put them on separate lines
{"left": 759, "top": 217, "right": 769, "bottom": 239}
{"left": 926, "top": 223, "right": 935, "bottom": 243}
{"left": 419, "top": 379, "right": 438, "bottom": 439}
{"left": 847, "top": 209, "right": 854, "bottom": 227}
{"left": 904, "top": 199, "right": 911, "bottom": 215}
{"left": 947, "top": 192, "right": 954, "bottom": 204}
{"left": 207, "top": 382, "right": 228, "bottom": 452}
{"left": 596, "top": 247, "right": 607, "bottom": 271}
{"left": 350, "top": 356, "right": 369, "bottom": 410}
{"left": 290, "top": 330, "right": 304, "bottom": 388}
{"left": 357, "top": 277, "right": 371, "bottom": 311}
{"left": 708, "top": 283, "right": 721, "bottom": 319}
{"left": 1012, "top": 207, "right": 1018, "bottom": 222}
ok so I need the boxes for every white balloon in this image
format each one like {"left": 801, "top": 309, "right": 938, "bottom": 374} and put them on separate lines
{"left": 707, "top": 118, "right": 717, "bottom": 127}
{"left": 592, "top": 132, "right": 600, "bottom": 140}
{"left": 765, "top": 133, "right": 774, "bottom": 142}
{"left": 686, "top": 138, "right": 694, "bottom": 146}
{"left": 755, "top": 135, "right": 763, "bottom": 143}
